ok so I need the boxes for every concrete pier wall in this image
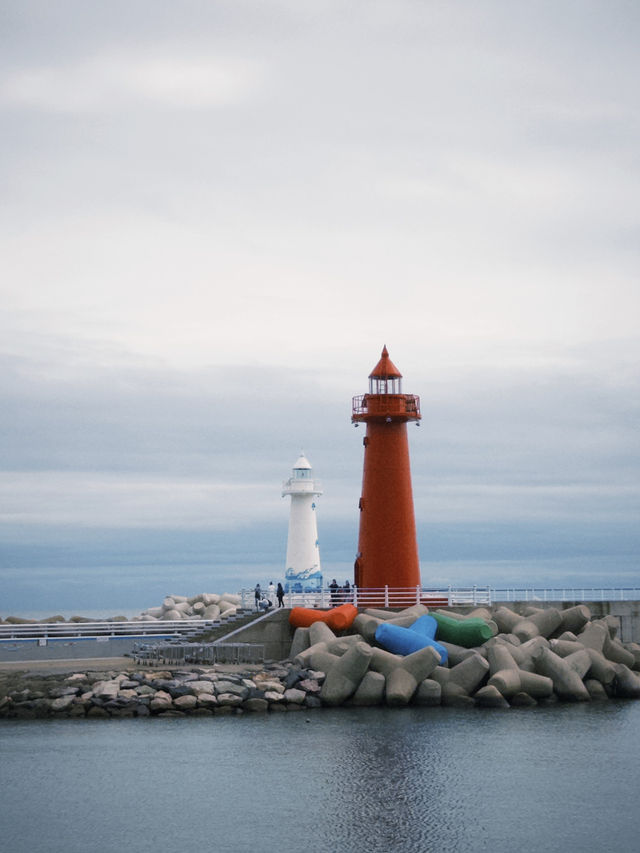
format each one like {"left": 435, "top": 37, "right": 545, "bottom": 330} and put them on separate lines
{"left": 224, "top": 608, "right": 294, "bottom": 661}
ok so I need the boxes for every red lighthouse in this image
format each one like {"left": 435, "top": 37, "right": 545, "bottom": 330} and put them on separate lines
{"left": 352, "top": 346, "right": 422, "bottom": 592}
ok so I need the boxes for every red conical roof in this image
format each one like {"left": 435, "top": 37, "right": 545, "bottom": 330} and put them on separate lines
{"left": 368, "top": 345, "right": 403, "bottom": 379}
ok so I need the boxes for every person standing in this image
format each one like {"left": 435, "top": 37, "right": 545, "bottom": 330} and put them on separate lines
{"left": 329, "top": 578, "right": 339, "bottom": 606}
{"left": 268, "top": 580, "right": 276, "bottom": 606}
{"left": 254, "top": 583, "right": 261, "bottom": 611}
{"left": 276, "top": 582, "right": 285, "bottom": 608}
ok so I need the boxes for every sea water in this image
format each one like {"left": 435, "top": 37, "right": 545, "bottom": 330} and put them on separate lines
{"left": 1, "top": 702, "right": 639, "bottom": 853}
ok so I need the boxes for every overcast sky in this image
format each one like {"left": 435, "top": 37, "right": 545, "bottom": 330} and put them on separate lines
{"left": 1, "top": 1, "right": 638, "bottom": 613}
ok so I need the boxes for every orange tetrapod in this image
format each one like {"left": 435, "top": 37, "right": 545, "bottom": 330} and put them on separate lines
{"left": 289, "top": 603, "right": 358, "bottom": 631}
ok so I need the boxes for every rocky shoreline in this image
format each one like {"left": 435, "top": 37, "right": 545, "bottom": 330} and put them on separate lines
{"left": 2, "top": 602, "right": 640, "bottom": 719}
{"left": 0, "top": 662, "right": 324, "bottom": 719}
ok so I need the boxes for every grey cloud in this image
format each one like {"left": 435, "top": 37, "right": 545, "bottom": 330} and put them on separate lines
{"left": 0, "top": 344, "right": 346, "bottom": 478}
{"left": 2, "top": 332, "right": 637, "bottom": 531}
{"left": 1, "top": 1, "right": 638, "bottom": 608}
{"left": 417, "top": 368, "right": 639, "bottom": 487}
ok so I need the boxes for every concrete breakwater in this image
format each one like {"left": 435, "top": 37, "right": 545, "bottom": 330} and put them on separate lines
{"left": 288, "top": 602, "right": 640, "bottom": 708}
{"left": 2, "top": 601, "right": 640, "bottom": 718}
{"left": 138, "top": 592, "right": 244, "bottom": 622}
{"left": 0, "top": 592, "right": 244, "bottom": 626}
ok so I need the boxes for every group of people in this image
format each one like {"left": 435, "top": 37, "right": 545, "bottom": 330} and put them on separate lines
{"left": 329, "top": 578, "right": 352, "bottom": 606}
{"left": 254, "top": 579, "right": 353, "bottom": 611}
{"left": 254, "top": 581, "right": 285, "bottom": 611}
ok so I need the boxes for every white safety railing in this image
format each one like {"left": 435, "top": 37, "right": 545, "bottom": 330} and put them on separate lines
{"left": 0, "top": 618, "right": 224, "bottom": 641}
{"left": 240, "top": 585, "right": 492, "bottom": 610}
{"left": 241, "top": 585, "right": 640, "bottom": 610}
{"left": 490, "top": 587, "right": 640, "bottom": 603}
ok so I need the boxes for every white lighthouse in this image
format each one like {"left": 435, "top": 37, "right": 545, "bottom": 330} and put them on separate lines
{"left": 282, "top": 452, "right": 323, "bottom": 593}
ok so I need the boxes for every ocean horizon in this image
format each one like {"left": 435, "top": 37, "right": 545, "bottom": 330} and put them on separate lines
{"left": 3, "top": 579, "right": 640, "bottom": 624}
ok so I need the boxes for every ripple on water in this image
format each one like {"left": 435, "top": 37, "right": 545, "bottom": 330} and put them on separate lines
{"left": 1, "top": 702, "right": 640, "bottom": 853}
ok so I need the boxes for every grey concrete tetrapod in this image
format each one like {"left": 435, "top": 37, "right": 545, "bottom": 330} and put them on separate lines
{"left": 558, "top": 605, "right": 591, "bottom": 634}
{"left": 550, "top": 639, "right": 584, "bottom": 658}
{"left": 309, "top": 648, "right": 340, "bottom": 675}
{"left": 327, "top": 635, "right": 365, "bottom": 655}
{"left": 532, "top": 647, "right": 590, "bottom": 701}
{"left": 309, "top": 621, "right": 336, "bottom": 645}
{"left": 349, "top": 671, "right": 386, "bottom": 706}
{"left": 369, "top": 647, "right": 403, "bottom": 677}
{"left": 320, "top": 642, "right": 373, "bottom": 706}
{"left": 413, "top": 679, "right": 442, "bottom": 706}
{"left": 294, "top": 640, "right": 329, "bottom": 668}
{"left": 386, "top": 646, "right": 441, "bottom": 707}
{"left": 613, "top": 664, "right": 640, "bottom": 698}
{"left": 448, "top": 654, "right": 490, "bottom": 695}
{"left": 577, "top": 622, "right": 607, "bottom": 652}
{"left": 363, "top": 608, "right": 400, "bottom": 620}
{"left": 564, "top": 649, "right": 592, "bottom": 679}
{"left": 584, "top": 648, "right": 617, "bottom": 687}
{"left": 475, "top": 685, "right": 510, "bottom": 708}
{"left": 526, "top": 608, "right": 562, "bottom": 638}
{"left": 601, "top": 634, "right": 636, "bottom": 668}
{"left": 289, "top": 627, "right": 310, "bottom": 660}
{"left": 492, "top": 607, "right": 522, "bottom": 634}
{"left": 352, "top": 613, "right": 385, "bottom": 643}
{"left": 487, "top": 643, "right": 520, "bottom": 675}
{"left": 440, "top": 641, "right": 479, "bottom": 666}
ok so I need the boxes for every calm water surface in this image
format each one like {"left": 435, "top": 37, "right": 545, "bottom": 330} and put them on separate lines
{"left": 1, "top": 702, "right": 639, "bottom": 853}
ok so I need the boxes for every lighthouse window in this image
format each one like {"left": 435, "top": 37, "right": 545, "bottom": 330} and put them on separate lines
{"left": 369, "top": 377, "right": 402, "bottom": 394}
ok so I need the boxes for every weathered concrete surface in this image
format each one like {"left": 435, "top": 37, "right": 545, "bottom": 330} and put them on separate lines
{"left": 486, "top": 643, "right": 519, "bottom": 675}
{"left": 319, "top": 642, "right": 372, "bottom": 706}
{"left": 348, "top": 671, "right": 385, "bottom": 706}
{"left": 475, "top": 685, "right": 510, "bottom": 708}
{"left": 485, "top": 601, "right": 640, "bottom": 644}
{"left": 532, "top": 647, "right": 590, "bottom": 702}
{"left": 289, "top": 627, "right": 310, "bottom": 659}
{"left": 448, "top": 654, "right": 490, "bottom": 694}
{"left": 413, "top": 678, "right": 442, "bottom": 706}
{"left": 224, "top": 608, "right": 293, "bottom": 661}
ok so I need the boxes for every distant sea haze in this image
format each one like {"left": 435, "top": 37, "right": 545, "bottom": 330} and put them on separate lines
{"left": 2, "top": 516, "right": 638, "bottom": 613}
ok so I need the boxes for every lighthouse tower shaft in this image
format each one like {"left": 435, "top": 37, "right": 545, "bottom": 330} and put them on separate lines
{"left": 352, "top": 347, "right": 421, "bottom": 590}
{"left": 282, "top": 454, "right": 322, "bottom": 592}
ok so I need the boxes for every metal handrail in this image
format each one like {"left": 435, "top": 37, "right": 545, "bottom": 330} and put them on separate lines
{"left": 240, "top": 585, "right": 640, "bottom": 610}
{"left": 490, "top": 587, "right": 640, "bottom": 602}
{"left": 0, "top": 618, "right": 225, "bottom": 641}
{"left": 133, "top": 641, "right": 265, "bottom": 666}
{"left": 240, "top": 586, "right": 490, "bottom": 609}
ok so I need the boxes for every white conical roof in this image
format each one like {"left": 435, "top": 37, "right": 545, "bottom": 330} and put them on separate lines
{"left": 293, "top": 452, "right": 312, "bottom": 470}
